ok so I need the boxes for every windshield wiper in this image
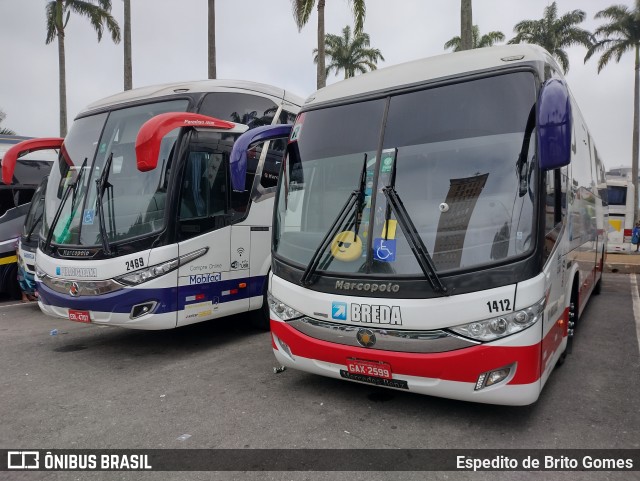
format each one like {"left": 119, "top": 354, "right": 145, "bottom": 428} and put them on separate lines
{"left": 44, "top": 157, "right": 88, "bottom": 249}
{"left": 95, "top": 152, "right": 114, "bottom": 255}
{"left": 382, "top": 186, "right": 448, "bottom": 295}
{"left": 517, "top": 105, "right": 536, "bottom": 197}
{"left": 26, "top": 212, "right": 43, "bottom": 243}
{"left": 300, "top": 154, "right": 368, "bottom": 286}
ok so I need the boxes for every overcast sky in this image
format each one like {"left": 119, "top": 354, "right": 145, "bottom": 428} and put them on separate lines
{"left": 0, "top": 1, "right": 635, "bottom": 170}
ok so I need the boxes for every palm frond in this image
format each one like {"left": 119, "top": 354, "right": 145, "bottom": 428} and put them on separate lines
{"left": 291, "top": 0, "right": 314, "bottom": 31}
{"left": 349, "top": 0, "right": 366, "bottom": 34}
{"left": 45, "top": 1, "right": 58, "bottom": 44}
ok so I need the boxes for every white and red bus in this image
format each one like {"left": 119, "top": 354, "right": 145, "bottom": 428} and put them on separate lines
{"left": 2, "top": 80, "right": 302, "bottom": 329}
{"left": 605, "top": 177, "right": 634, "bottom": 253}
{"left": 237, "top": 45, "right": 607, "bottom": 405}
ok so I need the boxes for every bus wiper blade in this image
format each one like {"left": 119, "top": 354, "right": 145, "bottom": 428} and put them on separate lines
{"left": 382, "top": 186, "right": 448, "bottom": 295}
{"left": 300, "top": 154, "right": 368, "bottom": 286}
{"left": 44, "top": 157, "right": 88, "bottom": 249}
{"left": 26, "top": 212, "right": 43, "bottom": 243}
{"left": 95, "top": 152, "right": 114, "bottom": 255}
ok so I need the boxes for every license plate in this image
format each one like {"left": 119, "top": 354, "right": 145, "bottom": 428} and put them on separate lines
{"left": 68, "top": 309, "right": 91, "bottom": 323}
{"left": 346, "top": 358, "right": 392, "bottom": 380}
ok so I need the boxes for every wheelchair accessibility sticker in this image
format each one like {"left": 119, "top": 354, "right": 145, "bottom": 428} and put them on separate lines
{"left": 83, "top": 209, "right": 95, "bottom": 225}
{"left": 373, "top": 238, "right": 396, "bottom": 262}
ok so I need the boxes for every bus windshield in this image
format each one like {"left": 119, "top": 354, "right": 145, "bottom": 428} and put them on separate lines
{"left": 44, "top": 99, "right": 189, "bottom": 247}
{"left": 275, "top": 72, "right": 538, "bottom": 277}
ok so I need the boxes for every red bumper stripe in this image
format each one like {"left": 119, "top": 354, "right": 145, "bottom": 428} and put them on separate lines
{"left": 271, "top": 320, "right": 548, "bottom": 385}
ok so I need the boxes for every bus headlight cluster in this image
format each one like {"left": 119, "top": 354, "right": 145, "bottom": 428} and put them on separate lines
{"left": 267, "top": 292, "right": 303, "bottom": 321}
{"left": 116, "top": 248, "right": 207, "bottom": 286}
{"left": 449, "top": 298, "right": 545, "bottom": 342}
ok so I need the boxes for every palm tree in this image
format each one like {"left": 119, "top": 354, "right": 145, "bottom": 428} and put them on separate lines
{"left": 460, "top": 0, "right": 473, "bottom": 51}
{"left": 123, "top": 0, "right": 132, "bottom": 90}
{"left": 445, "top": 25, "right": 505, "bottom": 52}
{"left": 508, "top": 1, "right": 592, "bottom": 74}
{"left": 585, "top": 2, "right": 640, "bottom": 221}
{"left": 0, "top": 109, "right": 16, "bottom": 135}
{"left": 291, "top": 0, "right": 366, "bottom": 89}
{"left": 313, "top": 25, "right": 383, "bottom": 80}
{"left": 45, "top": 0, "right": 121, "bottom": 137}
{"left": 208, "top": 0, "right": 216, "bottom": 79}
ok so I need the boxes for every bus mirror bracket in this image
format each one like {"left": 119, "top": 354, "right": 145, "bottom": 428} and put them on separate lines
{"left": 537, "top": 78, "right": 572, "bottom": 171}
{"left": 1, "top": 137, "right": 64, "bottom": 184}
{"left": 135, "top": 112, "right": 236, "bottom": 173}
{"left": 229, "top": 124, "right": 293, "bottom": 192}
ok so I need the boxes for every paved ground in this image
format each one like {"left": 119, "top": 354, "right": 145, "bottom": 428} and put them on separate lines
{"left": 606, "top": 252, "right": 640, "bottom": 274}
{"left": 0, "top": 273, "right": 638, "bottom": 481}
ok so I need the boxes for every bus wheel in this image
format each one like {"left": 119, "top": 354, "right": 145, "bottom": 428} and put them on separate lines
{"left": 7, "top": 264, "right": 21, "bottom": 300}
{"left": 250, "top": 289, "right": 271, "bottom": 331}
{"left": 566, "top": 287, "right": 579, "bottom": 354}
{"left": 593, "top": 254, "right": 604, "bottom": 295}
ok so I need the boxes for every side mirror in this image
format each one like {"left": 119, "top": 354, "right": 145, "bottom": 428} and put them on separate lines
{"left": 135, "top": 112, "right": 242, "bottom": 172}
{"left": 229, "top": 124, "right": 293, "bottom": 192}
{"left": 537, "top": 78, "right": 572, "bottom": 170}
{"left": 2, "top": 137, "right": 64, "bottom": 184}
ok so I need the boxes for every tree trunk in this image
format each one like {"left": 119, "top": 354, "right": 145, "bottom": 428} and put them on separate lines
{"left": 460, "top": 0, "right": 473, "bottom": 51}
{"left": 124, "top": 0, "right": 132, "bottom": 90}
{"left": 208, "top": 0, "right": 216, "bottom": 79}
{"left": 633, "top": 44, "right": 639, "bottom": 221}
{"left": 56, "top": 6, "right": 67, "bottom": 137}
{"left": 316, "top": 0, "right": 326, "bottom": 89}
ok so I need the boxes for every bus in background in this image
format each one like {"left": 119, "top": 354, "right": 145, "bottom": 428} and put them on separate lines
{"left": 3, "top": 80, "right": 302, "bottom": 328}
{"left": 17, "top": 176, "right": 48, "bottom": 299}
{"left": 249, "top": 45, "right": 606, "bottom": 405}
{"left": 605, "top": 177, "right": 634, "bottom": 253}
{"left": 0, "top": 136, "right": 55, "bottom": 298}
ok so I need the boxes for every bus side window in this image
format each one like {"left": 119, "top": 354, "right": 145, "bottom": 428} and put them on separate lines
{"left": 178, "top": 151, "right": 228, "bottom": 240}
{"left": 229, "top": 152, "right": 257, "bottom": 218}
{"left": 544, "top": 167, "right": 567, "bottom": 260}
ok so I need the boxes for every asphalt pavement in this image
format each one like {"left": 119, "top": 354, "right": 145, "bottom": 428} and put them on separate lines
{"left": 0, "top": 273, "right": 638, "bottom": 481}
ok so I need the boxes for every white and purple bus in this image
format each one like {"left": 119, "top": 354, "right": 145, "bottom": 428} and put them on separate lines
{"left": 3, "top": 80, "right": 302, "bottom": 328}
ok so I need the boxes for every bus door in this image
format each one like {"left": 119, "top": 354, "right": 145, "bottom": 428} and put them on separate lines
{"left": 176, "top": 134, "right": 246, "bottom": 326}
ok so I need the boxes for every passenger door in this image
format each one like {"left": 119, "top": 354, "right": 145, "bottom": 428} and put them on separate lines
{"left": 176, "top": 137, "right": 247, "bottom": 327}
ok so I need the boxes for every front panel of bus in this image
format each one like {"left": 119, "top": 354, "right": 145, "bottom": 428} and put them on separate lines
{"left": 36, "top": 91, "right": 297, "bottom": 329}
{"left": 269, "top": 68, "right": 602, "bottom": 405}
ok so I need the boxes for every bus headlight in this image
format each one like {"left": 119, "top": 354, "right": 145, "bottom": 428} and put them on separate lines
{"left": 449, "top": 298, "right": 545, "bottom": 342}
{"left": 116, "top": 248, "right": 208, "bottom": 286}
{"left": 267, "top": 292, "right": 303, "bottom": 321}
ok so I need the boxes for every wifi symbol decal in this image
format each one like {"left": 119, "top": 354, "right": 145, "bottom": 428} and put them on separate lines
{"left": 237, "top": 247, "right": 245, "bottom": 257}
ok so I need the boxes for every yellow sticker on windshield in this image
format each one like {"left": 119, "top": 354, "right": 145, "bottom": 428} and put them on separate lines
{"left": 330, "top": 231, "right": 363, "bottom": 262}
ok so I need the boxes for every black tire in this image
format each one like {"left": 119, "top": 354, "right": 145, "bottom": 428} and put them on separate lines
{"left": 6, "top": 264, "right": 22, "bottom": 300}
{"left": 593, "top": 254, "right": 604, "bottom": 295}
{"left": 566, "top": 281, "right": 579, "bottom": 355}
{"left": 250, "top": 288, "right": 271, "bottom": 331}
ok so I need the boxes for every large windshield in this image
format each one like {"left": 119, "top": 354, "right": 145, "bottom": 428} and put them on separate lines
{"left": 44, "top": 100, "right": 188, "bottom": 247}
{"left": 275, "top": 72, "right": 537, "bottom": 276}
{"left": 22, "top": 177, "right": 47, "bottom": 240}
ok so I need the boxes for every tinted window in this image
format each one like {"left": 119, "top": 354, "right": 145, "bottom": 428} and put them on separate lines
{"left": 607, "top": 186, "right": 627, "bottom": 206}
{"left": 200, "top": 93, "right": 280, "bottom": 128}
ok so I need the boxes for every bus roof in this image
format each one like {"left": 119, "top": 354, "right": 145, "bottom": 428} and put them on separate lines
{"left": 80, "top": 79, "right": 305, "bottom": 116}
{"left": 0, "top": 135, "right": 34, "bottom": 145}
{"left": 304, "top": 44, "right": 559, "bottom": 108}
{"left": 0, "top": 136, "right": 58, "bottom": 163}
